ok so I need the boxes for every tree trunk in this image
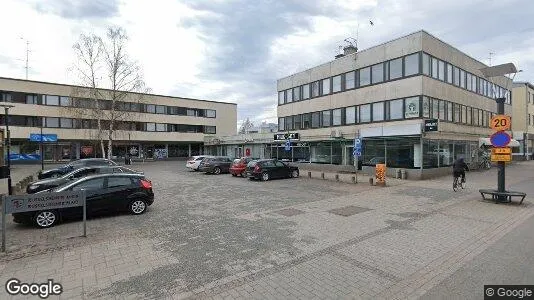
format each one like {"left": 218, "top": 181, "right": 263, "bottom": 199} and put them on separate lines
{"left": 106, "top": 120, "right": 114, "bottom": 160}
{"left": 100, "top": 139, "right": 106, "bottom": 159}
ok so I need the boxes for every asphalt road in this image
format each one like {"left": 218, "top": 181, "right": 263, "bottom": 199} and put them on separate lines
{"left": 421, "top": 178, "right": 534, "bottom": 300}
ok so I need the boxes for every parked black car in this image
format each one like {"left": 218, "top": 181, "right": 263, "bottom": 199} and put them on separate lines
{"left": 13, "top": 173, "right": 154, "bottom": 228}
{"left": 27, "top": 166, "right": 142, "bottom": 194}
{"left": 197, "top": 156, "right": 233, "bottom": 174}
{"left": 38, "top": 158, "right": 117, "bottom": 179}
{"left": 247, "top": 159, "right": 299, "bottom": 181}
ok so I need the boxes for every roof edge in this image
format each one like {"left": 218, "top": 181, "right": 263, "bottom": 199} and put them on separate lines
{"left": 0, "top": 76, "right": 237, "bottom": 106}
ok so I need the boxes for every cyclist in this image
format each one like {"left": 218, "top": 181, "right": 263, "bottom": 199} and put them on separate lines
{"left": 452, "top": 157, "right": 469, "bottom": 183}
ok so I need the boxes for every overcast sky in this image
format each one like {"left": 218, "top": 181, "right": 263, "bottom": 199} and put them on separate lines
{"left": 1, "top": 0, "right": 533, "bottom": 129}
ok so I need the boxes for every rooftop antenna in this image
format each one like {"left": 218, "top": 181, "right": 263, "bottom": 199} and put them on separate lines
{"left": 19, "top": 37, "right": 30, "bottom": 79}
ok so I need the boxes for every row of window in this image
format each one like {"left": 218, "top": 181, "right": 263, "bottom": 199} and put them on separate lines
{"left": 277, "top": 51, "right": 511, "bottom": 106}
{"left": 278, "top": 52, "right": 420, "bottom": 105}
{"left": 0, "top": 116, "right": 216, "bottom": 134}
{"left": 529, "top": 91, "right": 534, "bottom": 104}
{"left": 422, "top": 53, "right": 511, "bottom": 104}
{"left": 0, "top": 91, "right": 217, "bottom": 118}
{"left": 277, "top": 95, "right": 497, "bottom": 131}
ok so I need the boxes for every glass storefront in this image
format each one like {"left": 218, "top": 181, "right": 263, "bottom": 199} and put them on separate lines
{"left": 423, "top": 139, "right": 478, "bottom": 168}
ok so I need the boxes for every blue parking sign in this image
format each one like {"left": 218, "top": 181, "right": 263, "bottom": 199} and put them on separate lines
{"left": 284, "top": 140, "right": 291, "bottom": 151}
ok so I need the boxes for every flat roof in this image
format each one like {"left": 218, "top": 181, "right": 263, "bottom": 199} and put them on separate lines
{"left": 0, "top": 76, "right": 237, "bottom": 106}
{"left": 513, "top": 81, "right": 534, "bottom": 90}
{"left": 278, "top": 29, "right": 503, "bottom": 82}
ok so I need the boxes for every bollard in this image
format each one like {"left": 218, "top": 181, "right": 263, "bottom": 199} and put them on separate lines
{"left": 308, "top": 171, "right": 312, "bottom": 178}
{"left": 401, "top": 169, "right": 407, "bottom": 180}
{"left": 321, "top": 173, "right": 325, "bottom": 179}
{"left": 351, "top": 176, "right": 356, "bottom": 183}
{"left": 335, "top": 174, "right": 339, "bottom": 181}
{"left": 369, "top": 177, "right": 374, "bottom": 185}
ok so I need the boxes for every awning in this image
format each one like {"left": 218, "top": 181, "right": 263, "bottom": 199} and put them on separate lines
{"left": 479, "top": 137, "right": 520, "bottom": 148}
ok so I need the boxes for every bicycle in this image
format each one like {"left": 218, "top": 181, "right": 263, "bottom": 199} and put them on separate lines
{"left": 452, "top": 174, "right": 466, "bottom": 192}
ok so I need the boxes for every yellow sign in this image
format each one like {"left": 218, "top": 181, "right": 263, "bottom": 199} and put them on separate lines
{"left": 491, "top": 147, "right": 511, "bottom": 155}
{"left": 375, "top": 164, "right": 386, "bottom": 184}
{"left": 490, "top": 115, "right": 511, "bottom": 131}
{"left": 491, "top": 154, "right": 512, "bottom": 162}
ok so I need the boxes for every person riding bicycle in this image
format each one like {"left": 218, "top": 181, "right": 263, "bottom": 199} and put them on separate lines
{"left": 453, "top": 157, "right": 469, "bottom": 183}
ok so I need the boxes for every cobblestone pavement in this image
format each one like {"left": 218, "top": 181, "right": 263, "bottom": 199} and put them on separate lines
{"left": 0, "top": 161, "right": 533, "bottom": 299}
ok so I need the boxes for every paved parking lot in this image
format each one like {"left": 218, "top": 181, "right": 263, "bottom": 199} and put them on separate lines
{"left": 0, "top": 161, "right": 533, "bottom": 299}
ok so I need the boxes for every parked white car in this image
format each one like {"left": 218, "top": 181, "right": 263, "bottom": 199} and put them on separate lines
{"left": 186, "top": 155, "right": 212, "bottom": 171}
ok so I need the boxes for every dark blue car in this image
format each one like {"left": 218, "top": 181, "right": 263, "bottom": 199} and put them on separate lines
{"left": 38, "top": 158, "right": 117, "bottom": 179}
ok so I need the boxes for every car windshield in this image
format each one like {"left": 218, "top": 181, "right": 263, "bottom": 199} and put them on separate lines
{"left": 195, "top": 157, "right": 205, "bottom": 161}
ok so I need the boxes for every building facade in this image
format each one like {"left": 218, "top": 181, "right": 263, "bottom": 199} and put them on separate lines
{"left": 276, "top": 30, "right": 513, "bottom": 179}
{"left": 0, "top": 77, "right": 237, "bottom": 162}
{"left": 512, "top": 82, "right": 534, "bottom": 159}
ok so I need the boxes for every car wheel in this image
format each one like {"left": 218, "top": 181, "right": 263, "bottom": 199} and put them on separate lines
{"left": 291, "top": 170, "right": 299, "bottom": 178}
{"left": 261, "top": 172, "right": 270, "bottom": 181}
{"left": 34, "top": 210, "right": 59, "bottom": 228}
{"left": 213, "top": 167, "right": 221, "bottom": 175}
{"left": 129, "top": 200, "right": 147, "bottom": 215}
{"left": 231, "top": 173, "right": 237, "bottom": 177}
{"left": 241, "top": 171, "right": 248, "bottom": 178}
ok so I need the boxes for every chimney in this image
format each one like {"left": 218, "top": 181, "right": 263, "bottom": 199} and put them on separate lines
{"left": 343, "top": 45, "right": 357, "bottom": 56}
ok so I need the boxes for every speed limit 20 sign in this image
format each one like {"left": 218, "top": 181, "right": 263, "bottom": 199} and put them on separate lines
{"left": 490, "top": 115, "right": 511, "bottom": 131}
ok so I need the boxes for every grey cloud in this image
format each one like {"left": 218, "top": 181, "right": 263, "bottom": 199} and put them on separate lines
{"left": 174, "top": 0, "right": 534, "bottom": 127}
{"left": 32, "top": 0, "right": 119, "bottom": 19}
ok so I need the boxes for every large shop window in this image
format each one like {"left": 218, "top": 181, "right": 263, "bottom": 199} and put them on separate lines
{"left": 360, "top": 104, "right": 371, "bottom": 123}
{"left": 404, "top": 53, "right": 419, "bottom": 76}
{"left": 404, "top": 97, "right": 420, "bottom": 118}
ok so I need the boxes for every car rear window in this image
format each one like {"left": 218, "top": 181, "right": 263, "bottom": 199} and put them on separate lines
{"left": 195, "top": 157, "right": 204, "bottom": 161}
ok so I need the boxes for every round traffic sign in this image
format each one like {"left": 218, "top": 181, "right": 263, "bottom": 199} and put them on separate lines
{"left": 490, "top": 131, "right": 511, "bottom": 147}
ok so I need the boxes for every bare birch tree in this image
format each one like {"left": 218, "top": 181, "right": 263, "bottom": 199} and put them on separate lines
{"left": 70, "top": 26, "right": 149, "bottom": 159}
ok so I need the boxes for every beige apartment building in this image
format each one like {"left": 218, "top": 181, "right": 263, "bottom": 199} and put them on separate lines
{"left": 0, "top": 77, "right": 237, "bottom": 161}
{"left": 512, "top": 82, "right": 534, "bottom": 159}
{"left": 275, "top": 30, "right": 514, "bottom": 179}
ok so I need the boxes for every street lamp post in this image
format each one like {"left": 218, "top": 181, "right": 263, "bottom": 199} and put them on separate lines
{"left": 40, "top": 123, "right": 44, "bottom": 171}
{"left": 480, "top": 63, "right": 520, "bottom": 202}
{"left": 0, "top": 104, "right": 15, "bottom": 195}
